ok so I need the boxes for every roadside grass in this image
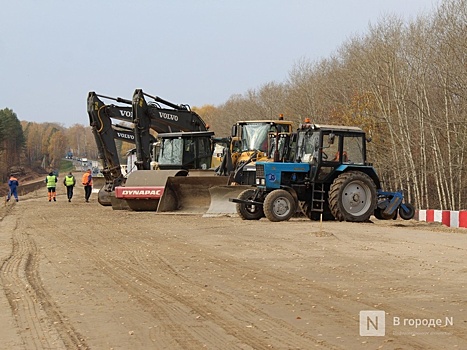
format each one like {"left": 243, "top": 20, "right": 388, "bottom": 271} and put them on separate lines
{"left": 59, "top": 159, "right": 75, "bottom": 174}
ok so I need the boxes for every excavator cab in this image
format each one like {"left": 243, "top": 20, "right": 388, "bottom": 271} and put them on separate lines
{"left": 156, "top": 131, "right": 215, "bottom": 171}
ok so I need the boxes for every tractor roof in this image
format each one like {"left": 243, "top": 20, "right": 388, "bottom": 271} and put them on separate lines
{"left": 300, "top": 123, "right": 365, "bottom": 134}
{"left": 236, "top": 120, "right": 293, "bottom": 125}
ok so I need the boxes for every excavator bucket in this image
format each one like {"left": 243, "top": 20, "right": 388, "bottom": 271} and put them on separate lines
{"left": 203, "top": 185, "right": 252, "bottom": 217}
{"left": 157, "top": 175, "right": 229, "bottom": 214}
{"left": 98, "top": 186, "right": 112, "bottom": 206}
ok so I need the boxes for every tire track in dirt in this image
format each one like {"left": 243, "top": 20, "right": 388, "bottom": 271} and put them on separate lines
{"left": 0, "top": 215, "right": 88, "bottom": 349}
{"left": 152, "top": 239, "right": 436, "bottom": 350}
{"left": 52, "top": 228, "right": 338, "bottom": 350}
{"left": 164, "top": 221, "right": 460, "bottom": 349}
{"left": 58, "top": 219, "right": 444, "bottom": 350}
{"left": 9, "top": 196, "right": 465, "bottom": 349}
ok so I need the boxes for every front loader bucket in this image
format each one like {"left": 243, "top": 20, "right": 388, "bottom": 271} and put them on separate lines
{"left": 204, "top": 185, "right": 252, "bottom": 217}
{"left": 157, "top": 176, "right": 229, "bottom": 214}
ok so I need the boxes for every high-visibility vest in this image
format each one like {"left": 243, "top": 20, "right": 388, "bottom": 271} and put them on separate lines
{"left": 46, "top": 175, "right": 57, "bottom": 188}
{"left": 65, "top": 175, "right": 75, "bottom": 186}
{"left": 81, "top": 173, "right": 93, "bottom": 186}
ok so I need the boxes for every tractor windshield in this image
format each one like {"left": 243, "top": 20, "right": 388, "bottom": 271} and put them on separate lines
{"left": 296, "top": 130, "right": 319, "bottom": 163}
{"left": 268, "top": 134, "right": 289, "bottom": 159}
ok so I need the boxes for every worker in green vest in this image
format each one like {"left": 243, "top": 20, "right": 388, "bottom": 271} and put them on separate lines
{"left": 45, "top": 171, "right": 58, "bottom": 202}
{"left": 63, "top": 171, "right": 76, "bottom": 202}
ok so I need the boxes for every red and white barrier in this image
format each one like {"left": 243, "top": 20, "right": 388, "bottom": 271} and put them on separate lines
{"left": 416, "top": 209, "right": 467, "bottom": 228}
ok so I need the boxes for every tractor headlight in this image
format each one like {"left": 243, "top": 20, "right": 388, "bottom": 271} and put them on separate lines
{"left": 256, "top": 178, "right": 260, "bottom": 185}
{"left": 261, "top": 178, "right": 265, "bottom": 185}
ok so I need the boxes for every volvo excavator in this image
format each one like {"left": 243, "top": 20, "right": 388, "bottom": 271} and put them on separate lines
{"left": 115, "top": 89, "right": 231, "bottom": 213}
{"left": 88, "top": 90, "right": 231, "bottom": 213}
{"left": 88, "top": 91, "right": 144, "bottom": 207}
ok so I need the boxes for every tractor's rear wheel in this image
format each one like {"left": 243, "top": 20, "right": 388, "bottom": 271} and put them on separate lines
{"left": 329, "top": 171, "right": 377, "bottom": 222}
{"left": 236, "top": 189, "right": 264, "bottom": 220}
{"left": 263, "top": 189, "right": 296, "bottom": 222}
{"left": 399, "top": 203, "right": 415, "bottom": 220}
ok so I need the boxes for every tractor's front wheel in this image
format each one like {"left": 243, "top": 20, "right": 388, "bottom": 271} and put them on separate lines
{"left": 263, "top": 189, "right": 297, "bottom": 222}
{"left": 236, "top": 189, "right": 264, "bottom": 220}
{"left": 329, "top": 171, "right": 377, "bottom": 222}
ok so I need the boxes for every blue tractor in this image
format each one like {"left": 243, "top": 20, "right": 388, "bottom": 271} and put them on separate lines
{"left": 230, "top": 122, "right": 415, "bottom": 222}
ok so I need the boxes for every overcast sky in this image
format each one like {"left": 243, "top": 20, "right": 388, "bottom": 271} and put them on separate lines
{"left": 0, "top": 0, "right": 436, "bottom": 127}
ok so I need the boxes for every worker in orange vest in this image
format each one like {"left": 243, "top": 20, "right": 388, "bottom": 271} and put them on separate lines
{"left": 81, "top": 169, "right": 93, "bottom": 202}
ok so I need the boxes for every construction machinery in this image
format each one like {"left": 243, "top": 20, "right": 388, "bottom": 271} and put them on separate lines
{"left": 206, "top": 117, "right": 295, "bottom": 215}
{"left": 220, "top": 116, "right": 294, "bottom": 184}
{"left": 88, "top": 90, "right": 299, "bottom": 215}
{"left": 88, "top": 90, "right": 233, "bottom": 213}
{"left": 112, "top": 89, "right": 232, "bottom": 213}
{"left": 231, "top": 121, "right": 415, "bottom": 222}
{"left": 87, "top": 92, "right": 145, "bottom": 206}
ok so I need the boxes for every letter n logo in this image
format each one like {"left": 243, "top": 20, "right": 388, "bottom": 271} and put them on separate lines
{"left": 359, "top": 310, "right": 385, "bottom": 336}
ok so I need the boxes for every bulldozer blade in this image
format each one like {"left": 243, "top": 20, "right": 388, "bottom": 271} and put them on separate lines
{"left": 203, "top": 185, "right": 252, "bottom": 217}
{"left": 157, "top": 176, "right": 229, "bottom": 214}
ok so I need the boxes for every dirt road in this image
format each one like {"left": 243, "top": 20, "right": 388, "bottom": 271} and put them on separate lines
{"left": 0, "top": 184, "right": 466, "bottom": 349}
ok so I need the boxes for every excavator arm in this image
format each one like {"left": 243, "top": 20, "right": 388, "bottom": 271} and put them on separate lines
{"left": 88, "top": 92, "right": 155, "bottom": 206}
{"left": 132, "top": 89, "right": 210, "bottom": 170}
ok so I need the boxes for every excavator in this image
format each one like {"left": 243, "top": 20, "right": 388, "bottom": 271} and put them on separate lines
{"left": 87, "top": 91, "right": 145, "bottom": 207}
{"left": 88, "top": 90, "right": 231, "bottom": 213}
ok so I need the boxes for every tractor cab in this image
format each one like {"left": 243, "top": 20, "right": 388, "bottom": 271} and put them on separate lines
{"left": 295, "top": 123, "right": 368, "bottom": 183}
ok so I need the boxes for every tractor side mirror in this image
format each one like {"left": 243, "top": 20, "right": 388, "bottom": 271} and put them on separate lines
{"left": 328, "top": 133, "right": 335, "bottom": 145}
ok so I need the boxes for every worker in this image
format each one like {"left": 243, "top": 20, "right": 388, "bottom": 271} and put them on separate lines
{"left": 6, "top": 174, "right": 19, "bottom": 202}
{"left": 332, "top": 150, "right": 348, "bottom": 162}
{"left": 45, "top": 171, "right": 58, "bottom": 202}
{"left": 63, "top": 171, "right": 76, "bottom": 202}
{"left": 81, "top": 169, "right": 93, "bottom": 203}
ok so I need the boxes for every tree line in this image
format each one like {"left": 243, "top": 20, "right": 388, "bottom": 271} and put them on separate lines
{"left": 1, "top": 0, "right": 465, "bottom": 210}
{"left": 199, "top": 0, "right": 466, "bottom": 210}
{"left": 0, "top": 109, "right": 98, "bottom": 181}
